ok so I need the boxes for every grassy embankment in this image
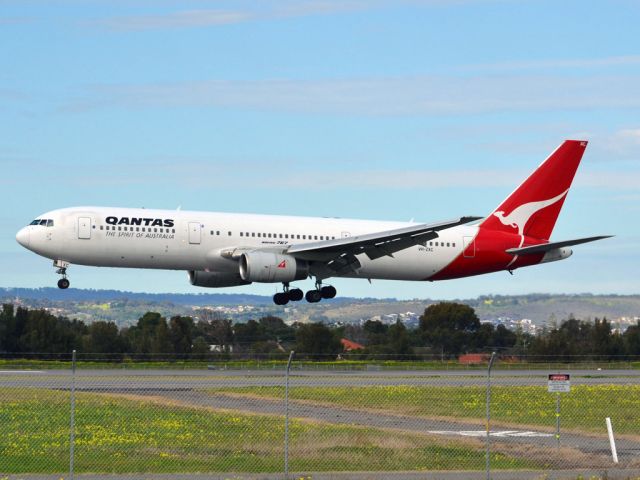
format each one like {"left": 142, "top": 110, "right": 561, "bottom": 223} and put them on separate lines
{"left": 1, "top": 358, "right": 639, "bottom": 370}
{"left": 0, "top": 387, "right": 530, "bottom": 474}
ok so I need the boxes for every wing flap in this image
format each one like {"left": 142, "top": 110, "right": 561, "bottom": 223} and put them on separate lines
{"left": 287, "top": 216, "right": 480, "bottom": 262}
{"left": 506, "top": 235, "right": 613, "bottom": 256}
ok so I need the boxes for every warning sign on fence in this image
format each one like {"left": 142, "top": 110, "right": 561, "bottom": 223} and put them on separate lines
{"left": 548, "top": 373, "right": 571, "bottom": 393}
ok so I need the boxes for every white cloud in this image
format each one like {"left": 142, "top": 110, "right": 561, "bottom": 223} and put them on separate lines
{"left": 65, "top": 74, "right": 640, "bottom": 116}
{"left": 460, "top": 55, "right": 640, "bottom": 73}
{"left": 94, "top": 0, "right": 488, "bottom": 31}
{"left": 99, "top": 10, "right": 254, "bottom": 30}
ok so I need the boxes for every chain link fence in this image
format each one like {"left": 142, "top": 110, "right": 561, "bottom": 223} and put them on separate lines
{"left": 1, "top": 353, "right": 640, "bottom": 479}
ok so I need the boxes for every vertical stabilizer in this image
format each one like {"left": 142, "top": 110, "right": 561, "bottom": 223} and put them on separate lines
{"left": 481, "top": 140, "right": 587, "bottom": 240}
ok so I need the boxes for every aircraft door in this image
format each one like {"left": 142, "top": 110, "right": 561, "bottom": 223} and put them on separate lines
{"left": 463, "top": 236, "right": 475, "bottom": 258}
{"left": 188, "top": 222, "right": 202, "bottom": 245}
{"left": 78, "top": 217, "right": 91, "bottom": 239}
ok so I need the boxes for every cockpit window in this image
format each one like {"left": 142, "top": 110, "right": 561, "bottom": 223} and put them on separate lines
{"left": 29, "top": 218, "right": 54, "bottom": 227}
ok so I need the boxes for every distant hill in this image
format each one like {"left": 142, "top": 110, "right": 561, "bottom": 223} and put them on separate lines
{"left": 1, "top": 287, "right": 269, "bottom": 306}
{"left": 1, "top": 288, "right": 638, "bottom": 327}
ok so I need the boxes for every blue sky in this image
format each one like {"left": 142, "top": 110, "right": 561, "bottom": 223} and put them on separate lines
{"left": 1, "top": 0, "right": 639, "bottom": 299}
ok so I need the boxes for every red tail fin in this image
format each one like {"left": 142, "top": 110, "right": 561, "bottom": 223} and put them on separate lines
{"left": 480, "top": 140, "right": 588, "bottom": 240}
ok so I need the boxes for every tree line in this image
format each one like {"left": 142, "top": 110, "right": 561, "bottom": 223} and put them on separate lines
{"left": 1, "top": 302, "right": 639, "bottom": 360}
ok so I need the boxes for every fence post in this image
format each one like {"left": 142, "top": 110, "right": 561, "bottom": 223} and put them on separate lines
{"left": 284, "top": 350, "right": 295, "bottom": 480}
{"left": 69, "top": 349, "right": 77, "bottom": 480}
{"left": 486, "top": 351, "right": 497, "bottom": 480}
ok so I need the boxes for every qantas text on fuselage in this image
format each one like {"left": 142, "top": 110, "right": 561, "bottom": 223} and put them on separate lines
{"left": 16, "top": 140, "right": 611, "bottom": 305}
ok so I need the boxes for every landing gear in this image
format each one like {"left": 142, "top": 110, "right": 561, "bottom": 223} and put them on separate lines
{"left": 272, "top": 283, "right": 305, "bottom": 305}
{"left": 320, "top": 285, "right": 337, "bottom": 299}
{"left": 271, "top": 281, "right": 338, "bottom": 305}
{"left": 305, "top": 289, "right": 322, "bottom": 303}
{"left": 54, "top": 260, "right": 70, "bottom": 289}
{"left": 304, "top": 280, "right": 337, "bottom": 303}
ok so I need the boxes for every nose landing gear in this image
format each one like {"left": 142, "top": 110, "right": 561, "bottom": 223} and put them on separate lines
{"left": 54, "top": 260, "right": 70, "bottom": 289}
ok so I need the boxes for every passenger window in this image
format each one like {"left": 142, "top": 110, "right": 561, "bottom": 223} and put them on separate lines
{"left": 100, "top": 226, "right": 103, "bottom": 230}
{"left": 303, "top": 235, "right": 306, "bottom": 239}
{"left": 314, "top": 235, "right": 318, "bottom": 240}
{"left": 447, "top": 243, "right": 450, "bottom": 247}
{"left": 210, "top": 230, "right": 214, "bottom": 235}
{"left": 279, "top": 234, "right": 283, "bottom": 238}
{"left": 251, "top": 232, "right": 255, "bottom": 237}
{"left": 154, "top": 228, "right": 157, "bottom": 232}
{"left": 297, "top": 235, "right": 300, "bottom": 239}
{"left": 240, "top": 232, "right": 244, "bottom": 237}
{"left": 452, "top": 242, "right": 456, "bottom": 247}
{"left": 216, "top": 231, "right": 220, "bottom": 235}
{"left": 228, "top": 231, "right": 232, "bottom": 236}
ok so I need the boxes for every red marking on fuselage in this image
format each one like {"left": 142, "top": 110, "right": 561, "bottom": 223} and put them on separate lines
{"left": 429, "top": 229, "right": 544, "bottom": 280}
{"left": 277, "top": 260, "right": 286, "bottom": 268}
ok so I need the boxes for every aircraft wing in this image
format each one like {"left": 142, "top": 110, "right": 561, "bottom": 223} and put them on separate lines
{"left": 506, "top": 235, "right": 613, "bottom": 256}
{"left": 286, "top": 216, "right": 481, "bottom": 276}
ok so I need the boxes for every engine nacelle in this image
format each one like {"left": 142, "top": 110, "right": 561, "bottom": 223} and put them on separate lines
{"left": 188, "top": 270, "right": 251, "bottom": 288}
{"left": 239, "top": 252, "right": 308, "bottom": 283}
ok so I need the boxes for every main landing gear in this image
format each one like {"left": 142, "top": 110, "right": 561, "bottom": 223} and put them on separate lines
{"left": 54, "top": 260, "right": 70, "bottom": 289}
{"left": 272, "top": 281, "right": 337, "bottom": 305}
{"left": 273, "top": 283, "right": 304, "bottom": 306}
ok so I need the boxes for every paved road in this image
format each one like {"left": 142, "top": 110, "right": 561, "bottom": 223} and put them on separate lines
{"left": 2, "top": 368, "right": 640, "bottom": 388}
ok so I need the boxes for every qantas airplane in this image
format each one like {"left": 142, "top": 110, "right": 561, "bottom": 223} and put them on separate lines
{"left": 16, "top": 140, "right": 610, "bottom": 305}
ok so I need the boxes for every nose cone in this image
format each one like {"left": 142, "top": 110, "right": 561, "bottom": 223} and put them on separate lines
{"left": 16, "top": 227, "right": 30, "bottom": 248}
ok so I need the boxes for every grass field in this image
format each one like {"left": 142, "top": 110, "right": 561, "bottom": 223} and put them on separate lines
{"left": 0, "top": 387, "right": 532, "bottom": 474}
{"left": 1, "top": 357, "right": 640, "bottom": 370}
{"left": 213, "top": 384, "right": 640, "bottom": 435}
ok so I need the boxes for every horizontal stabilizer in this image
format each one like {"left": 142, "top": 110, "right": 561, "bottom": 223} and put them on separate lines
{"left": 506, "top": 235, "right": 613, "bottom": 256}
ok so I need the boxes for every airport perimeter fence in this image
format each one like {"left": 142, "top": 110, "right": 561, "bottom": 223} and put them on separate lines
{"left": 1, "top": 353, "right": 640, "bottom": 479}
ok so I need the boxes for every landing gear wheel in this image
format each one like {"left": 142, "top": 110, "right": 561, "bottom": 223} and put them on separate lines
{"left": 57, "top": 278, "right": 70, "bottom": 289}
{"left": 320, "top": 285, "right": 337, "bottom": 299}
{"left": 273, "top": 292, "right": 289, "bottom": 306}
{"left": 305, "top": 290, "right": 322, "bottom": 303}
{"left": 288, "top": 288, "right": 304, "bottom": 302}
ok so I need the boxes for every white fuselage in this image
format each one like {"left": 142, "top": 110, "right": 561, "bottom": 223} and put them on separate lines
{"left": 17, "top": 207, "right": 474, "bottom": 282}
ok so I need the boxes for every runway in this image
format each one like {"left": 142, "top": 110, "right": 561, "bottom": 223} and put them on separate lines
{"left": 1, "top": 367, "right": 639, "bottom": 388}
{"left": 2, "top": 367, "right": 638, "bottom": 461}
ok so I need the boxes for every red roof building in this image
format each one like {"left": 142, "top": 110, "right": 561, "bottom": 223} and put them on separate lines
{"left": 341, "top": 338, "right": 365, "bottom": 351}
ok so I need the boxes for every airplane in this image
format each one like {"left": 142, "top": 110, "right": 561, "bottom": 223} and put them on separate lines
{"left": 16, "top": 140, "right": 611, "bottom": 305}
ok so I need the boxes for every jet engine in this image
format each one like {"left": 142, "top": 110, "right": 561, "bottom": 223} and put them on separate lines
{"left": 239, "top": 251, "right": 308, "bottom": 283}
{"left": 188, "top": 270, "right": 251, "bottom": 288}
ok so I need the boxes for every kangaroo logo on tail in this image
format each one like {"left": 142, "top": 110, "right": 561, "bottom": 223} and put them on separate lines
{"left": 493, "top": 189, "right": 569, "bottom": 236}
